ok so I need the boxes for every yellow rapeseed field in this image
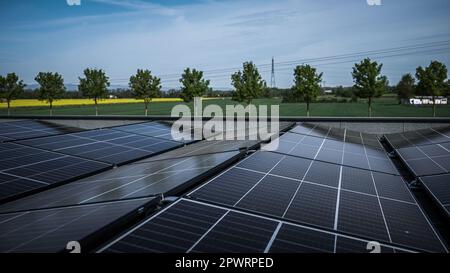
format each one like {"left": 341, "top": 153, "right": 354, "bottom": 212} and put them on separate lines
{"left": 0, "top": 98, "right": 185, "bottom": 108}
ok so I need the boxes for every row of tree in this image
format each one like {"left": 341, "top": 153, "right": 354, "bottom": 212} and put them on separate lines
{"left": 1, "top": 59, "right": 448, "bottom": 117}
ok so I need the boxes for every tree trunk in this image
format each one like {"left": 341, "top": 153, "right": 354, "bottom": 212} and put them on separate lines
{"left": 49, "top": 101, "right": 53, "bottom": 116}
{"left": 7, "top": 100, "right": 10, "bottom": 116}
{"left": 368, "top": 97, "right": 372, "bottom": 117}
{"left": 432, "top": 95, "right": 436, "bottom": 117}
{"left": 95, "top": 98, "right": 98, "bottom": 116}
{"left": 306, "top": 101, "right": 310, "bottom": 117}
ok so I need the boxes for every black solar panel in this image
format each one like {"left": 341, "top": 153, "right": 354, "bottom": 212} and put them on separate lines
{"left": 264, "top": 125, "right": 398, "bottom": 175}
{"left": 16, "top": 129, "right": 183, "bottom": 165}
{"left": 101, "top": 199, "right": 417, "bottom": 253}
{"left": 420, "top": 174, "right": 450, "bottom": 218}
{"left": 0, "top": 142, "right": 111, "bottom": 203}
{"left": 395, "top": 144, "right": 450, "bottom": 177}
{"left": 0, "top": 197, "right": 157, "bottom": 253}
{"left": 385, "top": 126, "right": 450, "bottom": 149}
{"left": 0, "top": 120, "right": 81, "bottom": 141}
{"left": 188, "top": 150, "right": 447, "bottom": 252}
{"left": 0, "top": 151, "right": 241, "bottom": 213}
{"left": 112, "top": 122, "right": 195, "bottom": 144}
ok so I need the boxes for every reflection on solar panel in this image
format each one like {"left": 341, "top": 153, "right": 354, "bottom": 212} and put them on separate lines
{"left": 384, "top": 126, "right": 450, "bottom": 149}
{"left": 0, "top": 151, "right": 241, "bottom": 213}
{"left": 0, "top": 120, "right": 81, "bottom": 141}
{"left": 187, "top": 150, "right": 445, "bottom": 252}
{"left": 264, "top": 124, "right": 398, "bottom": 175}
{"left": 0, "top": 142, "right": 111, "bottom": 203}
{"left": 112, "top": 122, "right": 195, "bottom": 143}
{"left": 420, "top": 174, "right": 450, "bottom": 218}
{"left": 0, "top": 197, "right": 157, "bottom": 253}
{"left": 17, "top": 129, "right": 183, "bottom": 165}
{"left": 395, "top": 144, "right": 450, "bottom": 176}
{"left": 100, "top": 199, "right": 415, "bottom": 253}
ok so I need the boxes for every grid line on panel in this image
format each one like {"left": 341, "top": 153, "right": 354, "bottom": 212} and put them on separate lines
{"left": 186, "top": 211, "right": 230, "bottom": 253}
{"left": 263, "top": 222, "right": 282, "bottom": 253}
{"left": 361, "top": 132, "right": 393, "bottom": 244}
{"left": 399, "top": 133, "right": 449, "bottom": 174}
{"left": 281, "top": 131, "right": 329, "bottom": 218}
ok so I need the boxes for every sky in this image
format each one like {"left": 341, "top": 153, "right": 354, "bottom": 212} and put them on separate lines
{"left": 1, "top": 0, "right": 450, "bottom": 89}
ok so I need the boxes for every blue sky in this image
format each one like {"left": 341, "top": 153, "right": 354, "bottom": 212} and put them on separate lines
{"left": 1, "top": 0, "right": 450, "bottom": 89}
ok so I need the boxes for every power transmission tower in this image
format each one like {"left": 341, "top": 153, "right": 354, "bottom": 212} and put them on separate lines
{"left": 270, "top": 57, "right": 276, "bottom": 88}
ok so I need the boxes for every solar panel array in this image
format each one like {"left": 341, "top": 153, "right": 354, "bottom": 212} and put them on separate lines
{"left": 101, "top": 199, "right": 414, "bottom": 253}
{"left": 17, "top": 129, "right": 183, "bottom": 165}
{"left": 385, "top": 126, "right": 450, "bottom": 219}
{"left": 0, "top": 120, "right": 80, "bottom": 142}
{"left": 101, "top": 123, "right": 448, "bottom": 253}
{"left": 0, "top": 142, "right": 110, "bottom": 203}
{"left": 1, "top": 120, "right": 450, "bottom": 253}
{"left": 0, "top": 150, "right": 241, "bottom": 213}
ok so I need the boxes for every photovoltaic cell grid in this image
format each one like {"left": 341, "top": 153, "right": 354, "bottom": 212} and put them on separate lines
{"left": 16, "top": 128, "right": 183, "bottom": 165}
{"left": 111, "top": 122, "right": 195, "bottom": 144}
{"left": 101, "top": 199, "right": 416, "bottom": 253}
{"left": 0, "top": 150, "right": 241, "bottom": 213}
{"left": 264, "top": 124, "right": 398, "bottom": 175}
{"left": 420, "top": 174, "right": 450, "bottom": 218}
{"left": 187, "top": 150, "right": 447, "bottom": 252}
{"left": 0, "top": 142, "right": 111, "bottom": 203}
{"left": 384, "top": 126, "right": 450, "bottom": 149}
{"left": 0, "top": 197, "right": 157, "bottom": 253}
{"left": 0, "top": 120, "right": 81, "bottom": 142}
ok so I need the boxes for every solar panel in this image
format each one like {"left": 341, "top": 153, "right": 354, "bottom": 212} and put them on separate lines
{"left": 0, "top": 197, "right": 157, "bottom": 253}
{"left": 0, "top": 142, "right": 111, "bottom": 203}
{"left": 187, "top": 151, "right": 447, "bottom": 252}
{"left": 420, "top": 174, "right": 450, "bottom": 218}
{"left": 0, "top": 120, "right": 81, "bottom": 141}
{"left": 100, "top": 199, "right": 417, "bottom": 253}
{"left": 384, "top": 126, "right": 450, "bottom": 149}
{"left": 0, "top": 151, "right": 241, "bottom": 213}
{"left": 264, "top": 125, "right": 398, "bottom": 175}
{"left": 112, "top": 122, "right": 195, "bottom": 143}
{"left": 395, "top": 144, "right": 450, "bottom": 177}
{"left": 16, "top": 129, "right": 183, "bottom": 165}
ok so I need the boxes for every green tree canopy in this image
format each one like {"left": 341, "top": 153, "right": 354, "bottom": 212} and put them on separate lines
{"left": 35, "top": 72, "right": 66, "bottom": 116}
{"left": 0, "top": 73, "right": 26, "bottom": 115}
{"left": 78, "top": 68, "right": 110, "bottom": 116}
{"left": 292, "top": 64, "right": 323, "bottom": 117}
{"left": 179, "top": 68, "right": 210, "bottom": 102}
{"left": 416, "top": 61, "right": 448, "bottom": 117}
{"left": 129, "top": 69, "right": 162, "bottom": 116}
{"left": 352, "top": 58, "right": 388, "bottom": 117}
{"left": 395, "top": 73, "right": 415, "bottom": 104}
{"left": 231, "top": 62, "right": 266, "bottom": 105}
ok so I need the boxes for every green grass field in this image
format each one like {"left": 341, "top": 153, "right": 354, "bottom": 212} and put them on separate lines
{"left": 1, "top": 97, "right": 450, "bottom": 117}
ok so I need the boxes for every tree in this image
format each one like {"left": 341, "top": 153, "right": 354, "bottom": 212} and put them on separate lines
{"left": 0, "top": 73, "right": 26, "bottom": 115}
{"left": 129, "top": 69, "right": 161, "bottom": 116}
{"left": 395, "top": 73, "right": 415, "bottom": 104}
{"left": 179, "top": 68, "right": 210, "bottom": 102}
{"left": 416, "top": 61, "right": 448, "bottom": 117}
{"left": 231, "top": 62, "right": 266, "bottom": 105}
{"left": 292, "top": 64, "right": 323, "bottom": 117}
{"left": 78, "top": 68, "right": 110, "bottom": 116}
{"left": 34, "top": 72, "right": 66, "bottom": 116}
{"left": 352, "top": 58, "right": 388, "bottom": 117}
